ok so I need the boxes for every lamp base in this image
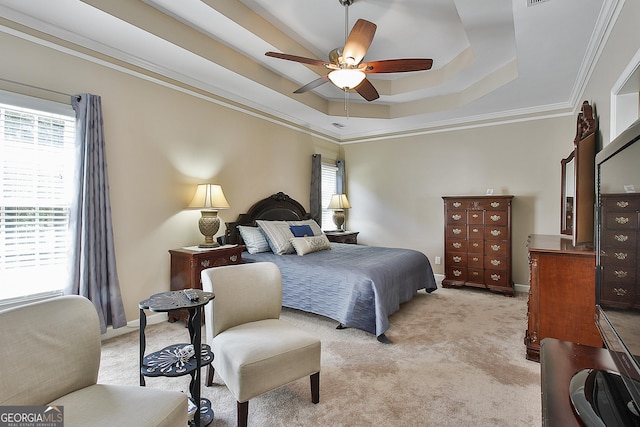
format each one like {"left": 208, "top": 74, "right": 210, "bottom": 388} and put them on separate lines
{"left": 332, "top": 210, "right": 346, "bottom": 231}
{"left": 198, "top": 210, "right": 221, "bottom": 248}
{"left": 198, "top": 242, "right": 220, "bottom": 248}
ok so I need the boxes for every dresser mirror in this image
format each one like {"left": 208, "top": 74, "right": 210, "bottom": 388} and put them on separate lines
{"left": 560, "top": 151, "right": 575, "bottom": 236}
{"left": 561, "top": 101, "right": 597, "bottom": 247}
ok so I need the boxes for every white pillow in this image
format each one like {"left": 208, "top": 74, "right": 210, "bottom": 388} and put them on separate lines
{"left": 290, "top": 234, "right": 332, "bottom": 256}
{"left": 256, "top": 220, "right": 295, "bottom": 255}
{"left": 237, "top": 226, "right": 271, "bottom": 254}
{"left": 287, "top": 219, "right": 323, "bottom": 237}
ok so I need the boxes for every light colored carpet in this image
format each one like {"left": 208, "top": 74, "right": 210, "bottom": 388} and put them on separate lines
{"left": 99, "top": 286, "right": 541, "bottom": 426}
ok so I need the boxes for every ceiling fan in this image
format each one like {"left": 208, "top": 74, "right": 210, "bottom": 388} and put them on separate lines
{"left": 265, "top": 0, "right": 433, "bottom": 102}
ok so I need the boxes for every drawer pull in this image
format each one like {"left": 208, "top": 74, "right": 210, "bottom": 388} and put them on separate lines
{"left": 453, "top": 269, "right": 462, "bottom": 277}
{"left": 453, "top": 202, "right": 462, "bottom": 208}
{"left": 616, "top": 201, "right": 629, "bottom": 208}
{"left": 491, "top": 259, "right": 501, "bottom": 266}
{"left": 471, "top": 271, "right": 480, "bottom": 277}
{"left": 452, "top": 214, "right": 462, "bottom": 220}
{"left": 615, "top": 216, "right": 630, "bottom": 225}
{"left": 201, "top": 260, "right": 211, "bottom": 268}
{"left": 472, "top": 228, "right": 479, "bottom": 233}
{"left": 613, "top": 287, "right": 627, "bottom": 297}
{"left": 490, "top": 229, "right": 501, "bottom": 237}
{"left": 453, "top": 228, "right": 462, "bottom": 235}
{"left": 491, "top": 202, "right": 500, "bottom": 208}
{"left": 614, "top": 252, "right": 628, "bottom": 260}
{"left": 491, "top": 244, "right": 501, "bottom": 251}
{"left": 472, "top": 257, "right": 479, "bottom": 262}
{"left": 453, "top": 256, "right": 462, "bottom": 262}
{"left": 490, "top": 273, "right": 501, "bottom": 281}
{"left": 472, "top": 213, "right": 480, "bottom": 219}
{"left": 614, "top": 234, "right": 629, "bottom": 242}
{"left": 230, "top": 255, "right": 238, "bottom": 262}
{"left": 614, "top": 270, "right": 628, "bottom": 279}
{"left": 490, "top": 214, "right": 501, "bottom": 222}
{"left": 472, "top": 242, "right": 480, "bottom": 248}
{"left": 453, "top": 242, "right": 462, "bottom": 249}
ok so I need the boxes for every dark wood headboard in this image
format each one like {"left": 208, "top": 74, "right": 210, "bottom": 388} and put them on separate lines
{"left": 225, "top": 192, "right": 311, "bottom": 245}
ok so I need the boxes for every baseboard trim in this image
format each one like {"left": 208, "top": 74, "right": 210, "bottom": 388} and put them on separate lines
{"left": 434, "top": 273, "right": 529, "bottom": 295}
{"left": 101, "top": 311, "right": 168, "bottom": 341}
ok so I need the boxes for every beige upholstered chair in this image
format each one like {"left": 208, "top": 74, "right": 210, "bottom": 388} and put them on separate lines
{"left": 0, "top": 295, "right": 187, "bottom": 427}
{"left": 201, "top": 262, "right": 321, "bottom": 427}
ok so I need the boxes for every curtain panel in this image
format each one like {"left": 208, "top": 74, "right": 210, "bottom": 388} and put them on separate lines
{"left": 310, "top": 154, "right": 322, "bottom": 226}
{"left": 66, "top": 94, "right": 126, "bottom": 333}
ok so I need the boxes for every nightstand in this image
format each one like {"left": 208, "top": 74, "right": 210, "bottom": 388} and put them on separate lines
{"left": 168, "top": 245, "right": 244, "bottom": 323}
{"left": 324, "top": 230, "right": 359, "bottom": 244}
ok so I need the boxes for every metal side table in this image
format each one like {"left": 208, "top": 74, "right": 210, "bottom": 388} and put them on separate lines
{"left": 139, "top": 289, "right": 214, "bottom": 427}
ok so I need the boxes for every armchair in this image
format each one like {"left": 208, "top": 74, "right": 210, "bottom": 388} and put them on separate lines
{"left": 0, "top": 295, "right": 187, "bottom": 427}
{"left": 201, "top": 262, "right": 321, "bottom": 427}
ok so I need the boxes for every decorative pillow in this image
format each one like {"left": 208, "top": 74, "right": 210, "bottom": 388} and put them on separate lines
{"left": 287, "top": 219, "right": 323, "bottom": 237}
{"left": 290, "top": 234, "right": 332, "bottom": 256}
{"left": 289, "top": 224, "right": 314, "bottom": 237}
{"left": 237, "top": 225, "right": 271, "bottom": 254}
{"left": 256, "top": 220, "right": 295, "bottom": 255}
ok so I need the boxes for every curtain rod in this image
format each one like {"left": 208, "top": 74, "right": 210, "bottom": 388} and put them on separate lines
{"left": 0, "top": 77, "right": 79, "bottom": 100}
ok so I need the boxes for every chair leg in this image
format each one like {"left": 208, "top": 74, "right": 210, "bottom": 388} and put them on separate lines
{"left": 237, "top": 401, "right": 248, "bottom": 427}
{"left": 206, "top": 364, "right": 214, "bottom": 386}
{"left": 311, "top": 372, "right": 320, "bottom": 404}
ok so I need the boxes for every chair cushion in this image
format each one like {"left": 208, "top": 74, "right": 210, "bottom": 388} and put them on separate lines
{"left": 49, "top": 384, "right": 188, "bottom": 427}
{"left": 212, "top": 319, "right": 321, "bottom": 403}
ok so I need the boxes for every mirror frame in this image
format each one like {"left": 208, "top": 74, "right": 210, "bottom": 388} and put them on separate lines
{"left": 563, "top": 101, "right": 597, "bottom": 248}
{"left": 560, "top": 151, "right": 575, "bottom": 236}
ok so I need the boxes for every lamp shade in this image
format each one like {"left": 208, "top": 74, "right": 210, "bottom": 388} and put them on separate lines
{"left": 327, "top": 194, "right": 352, "bottom": 210}
{"left": 328, "top": 69, "right": 366, "bottom": 90}
{"left": 188, "top": 184, "right": 230, "bottom": 210}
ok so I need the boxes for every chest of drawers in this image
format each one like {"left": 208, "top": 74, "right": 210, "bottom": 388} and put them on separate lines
{"left": 442, "top": 195, "right": 514, "bottom": 296}
{"left": 599, "top": 193, "right": 640, "bottom": 308}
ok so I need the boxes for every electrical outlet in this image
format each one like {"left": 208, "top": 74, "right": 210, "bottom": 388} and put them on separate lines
{"left": 435, "top": 256, "right": 441, "bottom": 265}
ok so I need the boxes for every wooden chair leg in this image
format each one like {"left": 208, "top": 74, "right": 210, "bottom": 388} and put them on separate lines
{"left": 206, "top": 364, "right": 214, "bottom": 386}
{"left": 237, "top": 401, "right": 248, "bottom": 427}
{"left": 311, "top": 372, "right": 320, "bottom": 404}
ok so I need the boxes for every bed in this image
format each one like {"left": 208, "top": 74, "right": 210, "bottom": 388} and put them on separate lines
{"left": 225, "top": 192, "right": 438, "bottom": 342}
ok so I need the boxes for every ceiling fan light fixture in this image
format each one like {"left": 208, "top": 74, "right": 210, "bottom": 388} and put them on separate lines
{"left": 328, "top": 69, "right": 366, "bottom": 90}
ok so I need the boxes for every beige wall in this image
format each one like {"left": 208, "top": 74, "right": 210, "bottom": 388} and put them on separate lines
{"left": 1, "top": 0, "right": 639, "bottom": 323}
{"left": 342, "top": 117, "right": 575, "bottom": 286}
{"left": 0, "top": 32, "right": 338, "bottom": 321}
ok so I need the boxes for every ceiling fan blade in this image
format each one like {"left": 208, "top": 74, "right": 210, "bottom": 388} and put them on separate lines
{"left": 363, "top": 59, "right": 433, "bottom": 74}
{"left": 294, "top": 75, "right": 330, "bottom": 94}
{"left": 354, "top": 78, "right": 379, "bottom": 102}
{"left": 342, "top": 19, "right": 377, "bottom": 65}
{"left": 265, "top": 52, "right": 328, "bottom": 67}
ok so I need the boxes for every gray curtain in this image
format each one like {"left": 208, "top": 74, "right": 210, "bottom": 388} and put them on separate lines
{"left": 336, "top": 160, "right": 345, "bottom": 193}
{"left": 66, "top": 94, "right": 126, "bottom": 333}
{"left": 310, "top": 154, "right": 322, "bottom": 225}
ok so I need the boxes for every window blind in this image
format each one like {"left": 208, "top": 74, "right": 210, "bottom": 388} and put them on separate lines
{"left": 321, "top": 163, "right": 337, "bottom": 230}
{"left": 0, "top": 101, "right": 76, "bottom": 301}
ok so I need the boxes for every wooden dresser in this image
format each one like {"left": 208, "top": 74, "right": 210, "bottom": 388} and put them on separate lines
{"left": 525, "top": 234, "right": 601, "bottom": 362}
{"left": 442, "top": 195, "right": 514, "bottom": 296}
{"left": 600, "top": 193, "right": 640, "bottom": 308}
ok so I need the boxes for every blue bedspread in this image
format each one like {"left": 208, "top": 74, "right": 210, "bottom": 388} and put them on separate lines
{"left": 243, "top": 243, "right": 437, "bottom": 338}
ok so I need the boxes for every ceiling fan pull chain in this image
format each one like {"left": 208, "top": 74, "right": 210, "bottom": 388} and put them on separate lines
{"left": 344, "top": 88, "right": 350, "bottom": 119}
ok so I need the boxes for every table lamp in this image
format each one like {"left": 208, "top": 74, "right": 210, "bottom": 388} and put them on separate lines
{"left": 188, "top": 184, "right": 230, "bottom": 247}
{"left": 327, "top": 194, "right": 351, "bottom": 231}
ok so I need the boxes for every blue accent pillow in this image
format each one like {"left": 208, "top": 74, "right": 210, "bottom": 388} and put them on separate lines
{"left": 290, "top": 224, "right": 314, "bottom": 237}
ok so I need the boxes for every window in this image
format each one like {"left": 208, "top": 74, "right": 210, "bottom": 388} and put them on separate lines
{"left": 320, "top": 162, "right": 337, "bottom": 230}
{"left": 0, "top": 95, "right": 76, "bottom": 303}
